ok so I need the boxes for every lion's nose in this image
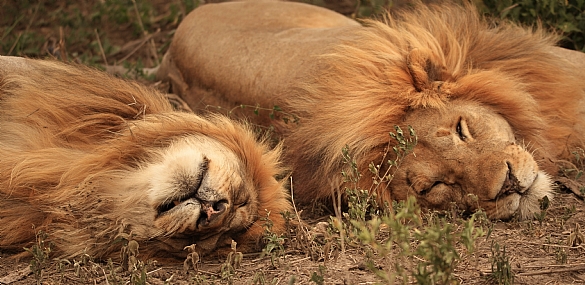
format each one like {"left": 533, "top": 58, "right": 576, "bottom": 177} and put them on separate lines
{"left": 198, "top": 199, "right": 229, "bottom": 227}
{"left": 499, "top": 162, "right": 521, "bottom": 197}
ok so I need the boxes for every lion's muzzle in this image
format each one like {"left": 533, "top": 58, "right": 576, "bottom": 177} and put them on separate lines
{"left": 497, "top": 162, "right": 522, "bottom": 198}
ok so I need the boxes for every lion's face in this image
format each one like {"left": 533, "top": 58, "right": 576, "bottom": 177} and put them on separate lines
{"left": 134, "top": 135, "right": 261, "bottom": 252}
{"left": 390, "top": 100, "right": 553, "bottom": 220}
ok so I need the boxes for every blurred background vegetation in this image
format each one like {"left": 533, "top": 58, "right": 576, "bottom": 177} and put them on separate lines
{"left": 478, "top": 0, "right": 585, "bottom": 51}
{"left": 1, "top": 0, "right": 583, "bottom": 71}
{"left": 1, "top": 0, "right": 198, "bottom": 68}
{"left": 312, "top": 0, "right": 585, "bottom": 51}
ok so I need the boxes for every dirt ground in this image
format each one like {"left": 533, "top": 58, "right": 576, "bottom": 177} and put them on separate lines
{"left": 1, "top": 0, "right": 584, "bottom": 284}
{"left": 0, "top": 192, "right": 583, "bottom": 284}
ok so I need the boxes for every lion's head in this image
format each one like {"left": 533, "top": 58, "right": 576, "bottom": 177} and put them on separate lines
{"left": 390, "top": 100, "right": 553, "bottom": 220}
{"left": 157, "top": 1, "right": 585, "bottom": 220}
{"left": 0, "top": 56, "right": 291, "bottom": 260}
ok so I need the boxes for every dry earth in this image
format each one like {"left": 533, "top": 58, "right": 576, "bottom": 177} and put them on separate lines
{"left": 0, "top": 192, "right": 583, "bottom": 284}
{"left": 1, "top": 0, "right": 584, "bottom": 284}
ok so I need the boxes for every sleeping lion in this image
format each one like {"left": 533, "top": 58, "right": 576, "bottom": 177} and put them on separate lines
{"left": 157, "top": 1, "right": 585, "bottom": 220}
{"left": 0, "top": 56, "right": 291, "bottom": 260}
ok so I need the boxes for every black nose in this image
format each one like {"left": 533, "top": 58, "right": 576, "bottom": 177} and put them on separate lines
{"left": 198, "top": 199, "right": 228, "bottom": 227}
{"left": 499, "top": 162, "right": 520, "bottom": 197}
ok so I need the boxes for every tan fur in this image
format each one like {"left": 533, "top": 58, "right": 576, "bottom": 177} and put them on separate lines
{"left": 158, "top": 1, "right": 585, "bottom": 219}
{"left": 0, "top": 56, "right": 291, "bottom": 260}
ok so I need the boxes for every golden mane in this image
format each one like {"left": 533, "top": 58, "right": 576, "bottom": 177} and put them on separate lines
{"left": 286, "top": 4, "right": 584, "bottom": 200}
{"left": 0, "top": 58, "right": 289, "bottom": 259}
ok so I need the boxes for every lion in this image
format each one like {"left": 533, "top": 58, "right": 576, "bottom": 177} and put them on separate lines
{"left": 157, "top": 1, "right": 585, "bottom": 220}
{"left": 0, "top": 56, "right": 291, "bottom": 261}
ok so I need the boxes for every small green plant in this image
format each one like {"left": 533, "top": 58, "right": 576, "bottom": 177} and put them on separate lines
{"left": 331, "top": 126, "right": 416, "bottom": 253}
{"left": 121, "top": 239, "right": 140, "bottom": 272}
{"left": 571, "top": 147, "right": 585, "bottom": 178}
{"left": 350, "top": 197, "right": 420, "bottom": 284}
{"left": 24, "top": 230, "right": 52, "bottom": 285}
{"left": 489, "top": 241, "right": 514, "bottom": 285}
{"left": 220, "top": 241, "right": 243, "bottom": 284}
{"left": 54, "top": 258, "right": 71, "bottom": 283}
{"left": 130, "top": 264, "right": 148, "bottom": 285}
{"left": 354, "top": 197, "right": 486, "bottom": 285}
{"left": 72, "top": 251, "right": 92, "bottom": 281}
{"left": 561, "top": 147, "right": 585, "bottom": 181}
{"left": 555, "top": 247, "right": 568, "bottom": 264}
{"left": 261, "top": 210, "right": 286, "bottom": 268}
{"left": 412, "top": 217, "right": 460, "bottom": 285}
{"left": 106, "top": 258, "right": 122, "bottom": 285}
{"left": 191, "top": 274, "right": 215, "bottom": 284}
{"left": 118, "top": 239, "right": 150, "bottom": 285}
{"left": 369, "top": 125, "right": 418, "bottom": 194}
{"left": 252, "top": 271, "right": 266, "bottom": 285}
{"left": 340, "top": 125, "right": 417, "bottom": 223}
{"left": 183, "top": 244, "right": 200, "bottom": 272}
{"left": 310, "top": 265, "right": 326, "bottom": 285}
{"left": 534, "top": 196, "right": 550, "bottom": 226}
{"left": 561, "top": 204, "right": 577, "bottom": 222}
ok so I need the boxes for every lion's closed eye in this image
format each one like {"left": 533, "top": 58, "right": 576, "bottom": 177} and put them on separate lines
{"left": 424, "top": 181, "right": 445, "bottom": 195}
{"left": 456, "top": 117, "right": 472, "bottom": 142}
{"left": 238, "top": 200, "right": 249, "bottom": 207}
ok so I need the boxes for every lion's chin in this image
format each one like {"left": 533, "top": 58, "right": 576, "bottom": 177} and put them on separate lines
{"left": 515, "top": 171, "right": 554, "bottom": 220}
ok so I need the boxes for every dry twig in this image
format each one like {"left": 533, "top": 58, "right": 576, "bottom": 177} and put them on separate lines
{"left": 517, "top": 264, "right": 585, "bottom": 276}
{"left": 131, "top": 0, "right": 159, "bottom": 63}
{"left": 94, "top": 29, "right": 108, "bottom": 65}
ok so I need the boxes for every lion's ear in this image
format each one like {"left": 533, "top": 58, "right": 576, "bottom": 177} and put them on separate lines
{"left": 405, "top": 48, "right": 453, "bottom": 108}
{"left": 406, "top": 48, "right": 452, "bottom": 92}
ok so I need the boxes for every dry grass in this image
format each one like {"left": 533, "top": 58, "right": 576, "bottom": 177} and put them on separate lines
{"left": 0, "top": 192, "right": 583, "bottom": 284}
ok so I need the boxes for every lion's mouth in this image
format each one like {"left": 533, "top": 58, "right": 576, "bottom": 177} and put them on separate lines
{"left": 156, "top": 159, "right": 209, "bottom": 216}
{"left": 157, "top": 199, "right": 194, "bottom": 215}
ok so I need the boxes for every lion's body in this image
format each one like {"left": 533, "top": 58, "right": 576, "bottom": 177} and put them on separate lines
{"left": 0, "top": 56, "right": 291, "bottom": 260}
{"left": 157, "top": 1, "right": 360, "bottom": 127}
{"left": 158, "top": 1, "right": 585, "bottom": 219}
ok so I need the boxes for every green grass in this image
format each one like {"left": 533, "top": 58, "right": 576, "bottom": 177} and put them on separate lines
{"left": 1, "top": 0, "right": 197, "bottom": 67}
{"left": 478, "top": 0, "right": 585, "bottom": 51}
